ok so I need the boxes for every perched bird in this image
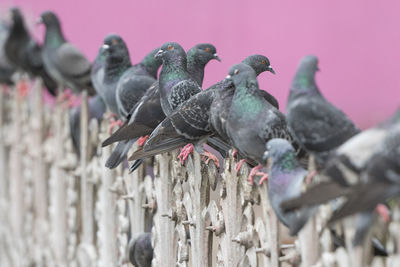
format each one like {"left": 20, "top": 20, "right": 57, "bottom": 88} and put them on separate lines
{"left": 69, "top": 95, "right": 106, "bottom": 156}
{"left": 39, "top": 11, "right": 95, "bottom": 95}
{"left": 128, "top": 232, "right": 153, "bottom": 267}
{"left": 0, "top": 20, "right": 15, "bottom": 85}
{"left": 135, "top": 55, "right": 277, "bottom": 167}
{"left": 103, "top": 43, "right": 220, "bottom": 169}
{"left": 264, "top": 138, "right": 315, "bottom": 235}
{"left": 223, "top": 63, "right": 291, "bottom": 183}
{"left": 91, "top": 44, "right": 107, "bottom": 98}
{"left": 94, "top": 34, "right": 131, "bottom": 116}
{"left": 280, "top": 107, "right": 400, "bottom": 212}
{"left": 115, "top": 46, "right": 162, "bottom": 119}
{"left": 286, "top": 55, "right": 359, "bottom": 165}
{"left": 5, "top": 7, "right": 56, "bottom": 94}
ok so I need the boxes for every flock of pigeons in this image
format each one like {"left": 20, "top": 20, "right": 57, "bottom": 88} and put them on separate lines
{"left": 1, "top": 6, "right": 399, "bottom": 265}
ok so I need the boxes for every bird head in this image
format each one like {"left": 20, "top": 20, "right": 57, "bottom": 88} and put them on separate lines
{"left": 263, "top": 138, "right": 296, "bottom": 163}
{"left": 242, "top": 54, "right": 275, "bottom": 76}
{"left": 102, "top": 34, "right": 129, "bottom": 63}
{"left": 37, "top": 11, "right": 60, "bottom": 27}
{"left": 188, "top": 43, "right": 221, "bottom": 63}
{"left": 225, "top": 63, "right": 257, "bottom": 84}
{"left": 9, "top": 7, "right": 23, "bottom": 23}
{"left": 299, "top": 55, "right": 320, "bottom": 73}
{"left": 155, "top": 42, "right": 186, "bottom": 62}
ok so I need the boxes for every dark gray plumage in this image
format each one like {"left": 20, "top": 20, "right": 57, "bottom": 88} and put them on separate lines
{"left": 5, "top": 8, "right": 56, "bottom": 94}
{"left": 136, "top": 55, "right": 277, "bottom": 163}
{"left": 0, "top": 20, "right": 15, "bottom": 85}
{"left": 286, "top": 55, "right": 359, "bottom": 165}
{"left": 39, "top": 11, "right": 95, "bottom": 95}
{"left": 264, "top": 138, "right": 315, "bottom": 235}
{"left": 223, "top": 63, "right": 290, "bottom": 165}
{"left": 128, "top": 232, "right": 153, "bottom": 267}
{"left": 103, "top": 43, "right": 220, "bottom": 169}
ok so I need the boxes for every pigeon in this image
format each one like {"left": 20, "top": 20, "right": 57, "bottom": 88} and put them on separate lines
{"left": 128, "top": 232, "right": 153, "bottom": 267}
{"left": 5, "top": 7, "right": 57, "bottom": 94}
{"left": 134, "top": 55, "right": 277, "bottom": 165}
{"left": 91, "top": 44, "right": 107, "bottom": 98}
{"left": 115, "top": 46, "right": 162, "bottom": 119}
{"left": 93, "top": 34, "right": 131, "bottom": 115}
{"left": 39, "top": 11, "right": 95, "bottom": 95}
{"left": 286, "top": 55, "right": 360, "bottom": 165}
{"left": 69, "top": 94, "right": 106, "bottom": 157}
{"left": 280, "top": 107, "right": 400, "bottom": 212}
{"left": 103, "top": 43, "right": 220, "bottom": 169}
{"left": 224, "top": 63, "right": 291, "bottom": 175}
{"left": 0, "top": 20, "right": 15, "bottom": 85}
{"left": 264, "top": 138, "right": 315, "bottom": 235}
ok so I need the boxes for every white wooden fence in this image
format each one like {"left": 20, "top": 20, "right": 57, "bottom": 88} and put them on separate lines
{"left": 0, "top": 80, "right": 399, "bottom": 267}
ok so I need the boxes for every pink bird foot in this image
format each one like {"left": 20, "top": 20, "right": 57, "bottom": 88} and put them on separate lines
{"left": 257, "top": 172, "right": 269, "bottom": 185}
{"left": 108, "top": 118, "right": 123, "bottom": 134}
{"left": 17, "top": 80, "right": 29, "bottom": 99}
{"left": 248, "top": 165, "right": 263, "bottom": 185}
{"left": 375, "top": 204, "right": 390, "bottom": 223}
{"left": 231, "top": 149, "right": 238, "bottom": 158}
{"left": 201, "top": 151, "right": 220, "bottom": 168}
{"left": 235, "top": 159, "right": 247, "bottom": 173}
{"left": 305, "top": 170, "right": 318, "bottom": 184}
{"left": 137, "top": 135, "right": 149, "bottom": 147}
{"left": 177, "top": 143, "right": 194, "bottom": 165}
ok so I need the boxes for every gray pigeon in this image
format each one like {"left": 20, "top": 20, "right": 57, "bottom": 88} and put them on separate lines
{"left": 115, "top": 47, "right": 162, "bottom": 119}
{"left": 39, "top": 11, "right": 95, "bottom": 95}
{"left": 91, "top": 44, "right": 107, "bottom": 98}
{"left": 5, "top": 8, "right": 56, "bottom": 94}
{"left": 103, "top": 43, "right": 220, "bottom": 169}
{"left": 0, "top": 20, "right": 15, "bottom": 85}
{"left": 224, "top": 63, "right": 291, "bottom": 165}
{"left": 134, "top": 55, "right": 277, "bottom": 164}
{"left": 280, "top": 107, "right": 400, "bottom": 212}
{"left": 94, "top": 34, "right": 131, "bottom": 115}
{"left": 128, "top": 232, "right": 153, "bottom": 267}
{"left": 286, "top": 55, "right": 360, "bottom": 165}
{"left": 264, "top": 138, "right": 315, "bottom": 235}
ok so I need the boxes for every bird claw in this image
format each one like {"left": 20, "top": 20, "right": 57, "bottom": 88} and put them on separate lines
{"left": 137, "top": 135, "right": 149, "bottom": 147}
{"left": 257, "top": 172, "right": 269, "bottom": 185}
{"left": 235, "top": 159, "right": 247, "bottom": 174}
{"left": 108, "top": 118, "right": 123, "bottom": 134}
{"left": 248, "top": 165, "right": 263, "bottom": 185}
{"left": 231, "top": 149, "right": 238, "bottom": 159}
{"left": 375, "top": 204, "right": 390, "bottom": 223}
{"left": 17, "top": 80, "right": 29, "bottom": 99}
{"left": 201, "top": 151, "right": 220, "bottom": 168}
{"left": 177, "top": 143, "right": 194, "bottom": 165}
{"left": 305, "top": 170, "right": 317, "bottom": 184}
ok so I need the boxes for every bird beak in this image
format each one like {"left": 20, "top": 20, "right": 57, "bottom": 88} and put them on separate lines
{"left": 225, "top": 74, "right": 232, "bottom": 80}
{"left": 268, "top": 66, "right": 276, "bottom": 75}
{"left": 102, "top": 44, "right": 110, "bottom": 50}
{"left": 213, "top": 53, "right": 221, "bottom": 62}
{"left": 36, "top": 17, "right": 43, "bottom": 25}
{"left": 262, "top": 151, "right": 269, "bottom": 161}
{"left": 154, "top": 49, "right": 165, "bottom": 59}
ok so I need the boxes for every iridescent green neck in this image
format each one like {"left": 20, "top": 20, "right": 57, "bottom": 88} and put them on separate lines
{"left": 290, "top": 70, "right": 318, "bottom": 95}
{"left": 44, "top": 23, "right": 65, "bottom": 49}
{"left": 141, "top": 48, "right": 162, "bottom": 79}
{"left": 231, "top": 79, "right": 263, "bottom": 117}
{"left": 186, "top": 52, "right": 206, "bottom": 86}
{"left": 275, "top": 151, "right": 300, "bottom": 171}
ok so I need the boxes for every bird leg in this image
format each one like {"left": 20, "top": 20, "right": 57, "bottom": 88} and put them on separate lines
{"left": 235, "top": 159, "right": 247, "bottom": 173}
{"left": 375, "top": 204, "right": 390, "bottom": 223}
{"left": 231, "top": 149, "right": 238, "bottom": 159}
{"left": 305, "top": 170, "right": 317, "bottom": 184}
{"left": 108, "top": 116, "right": 123, "bottom": 134}
{"left": 137, "top": 135, "right": 149, "bottom": 147}
{"left": 201, "top": 150, "right": 220, "bottom": 168}
{"left": 248, "top": 165, "right": 268, "bottom": 185}
{"left": 177, "top": 143, "right": 194, "bottom": 165}
{"left": 16, "top": 79, "right": 29, "bottom": 99}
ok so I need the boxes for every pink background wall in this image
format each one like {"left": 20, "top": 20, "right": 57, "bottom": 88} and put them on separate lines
{"left": 1, "top": 0, "right": 399, "bottom": 128}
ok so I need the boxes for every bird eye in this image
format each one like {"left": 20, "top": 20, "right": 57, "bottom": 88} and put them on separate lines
{"left": 168, "top": 45, "right": 174, "bottom": 51}
{"left": 261, "top": 60, "right": 266, "bottom": 64}
{"left": 205, "top": 47, "right": 211, "bottom": 53}
{"left": 234, "top": 69, "right": 239, "bottom": 75}
{"left": 112, "top": 39, "right": 118, "bottom": 45}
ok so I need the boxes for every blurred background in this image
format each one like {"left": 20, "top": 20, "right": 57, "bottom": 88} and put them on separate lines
{"left": 1, "top": 0, "right": 399, "bottom": 128}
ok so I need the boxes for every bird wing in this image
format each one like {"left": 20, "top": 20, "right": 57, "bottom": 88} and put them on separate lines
{"left": 288, "top": 97, "right": 360, "bottom": 153}
{"left": 54, "top": 43, "right": 91, "bottom": 78}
